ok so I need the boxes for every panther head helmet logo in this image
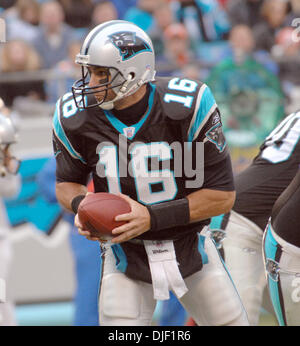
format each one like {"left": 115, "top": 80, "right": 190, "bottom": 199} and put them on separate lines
{"left": 109, "top": 31, "right": 152, "bottom": 61}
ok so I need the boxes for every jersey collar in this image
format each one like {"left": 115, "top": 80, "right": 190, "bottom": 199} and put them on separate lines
{"left": 103, "top": 83, "right": 156, "bottom": 140}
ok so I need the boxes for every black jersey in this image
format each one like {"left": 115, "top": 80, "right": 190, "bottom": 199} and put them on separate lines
{"left": 53, "top": 77, "right": 234, "bottom": 241}
{"left": 271, "top": 169, "right": 300, "bottom": 247}
{"left": 233, "top": 110, "right": 300, "bottom": 230}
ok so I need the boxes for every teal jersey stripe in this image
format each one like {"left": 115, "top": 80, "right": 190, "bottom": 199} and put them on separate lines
{"left": 52, "top": 99, "right": 86, "bottom": 164}
{"left": 264, "top": 225, "right": 286, "bottom": 326}
{"left": 264, "top": 224, "right": 278, "bottom": 261}
{"left": 210, "top": 214, "right": 225, "bottom": 230}
{"left": 198, "top": 234, "right": 208, "bottom": 264}
{"left": 188, "top": 84, "right": 217, "bottom": 142}
{"left": 103, "top": 83, "right": 156, "bottom": 139}
{"left": 111, "top": 244, "right": 128, "bottom": 273}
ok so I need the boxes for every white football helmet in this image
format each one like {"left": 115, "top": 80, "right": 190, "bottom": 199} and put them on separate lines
{"left": 72, "top": 20, "right": 156, "bottom": 110}
{"left": 0, "top": 113, "right": 20, "bottom": 176}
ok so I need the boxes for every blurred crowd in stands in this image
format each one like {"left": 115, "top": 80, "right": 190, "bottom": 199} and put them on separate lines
{"left": 0, "top": 0, "right": 300, "bottom": 145}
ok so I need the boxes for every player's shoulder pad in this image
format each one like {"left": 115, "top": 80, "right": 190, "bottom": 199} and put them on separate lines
{"left": 52, "top": 92, "right": 89, "bottom": 133}
{"left": 154, "top": 77, "right": 202, "bottom": 121}
{"left": 154, "top": 78, "right": 217, "bottom": 135}
{"left": 52, "top": 92, "right": 88, "bottom": 164}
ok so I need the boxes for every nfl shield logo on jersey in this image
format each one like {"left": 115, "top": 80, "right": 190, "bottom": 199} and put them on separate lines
{"left": 123, "top": 127, "right": 135, "bottom": 139}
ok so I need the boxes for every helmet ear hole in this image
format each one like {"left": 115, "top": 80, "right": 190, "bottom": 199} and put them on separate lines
{"left": 129, "top": 72, "right": 135, "bottom": 80}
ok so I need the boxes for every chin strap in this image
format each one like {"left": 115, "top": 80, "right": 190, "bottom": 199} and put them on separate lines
{"left": 99, "top": 74, "right": 133, "bottom": 110}
{"left": 99, "top": 68, "right": 154, "bottom": 110}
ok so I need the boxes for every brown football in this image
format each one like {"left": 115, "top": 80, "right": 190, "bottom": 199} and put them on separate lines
{"left": 77, "top": 193, "right": 131, "bottom": 238}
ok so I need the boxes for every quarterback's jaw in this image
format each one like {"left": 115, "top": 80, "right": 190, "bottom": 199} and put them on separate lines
{"left": 88, "top": 67, "right": 114, "bottom": 102}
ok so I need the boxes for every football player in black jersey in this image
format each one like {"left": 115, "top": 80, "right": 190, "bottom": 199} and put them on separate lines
{"left": 209, "top": 110, "right": 300, "bottom": 325}
{"left": 53, "top": 20, "right": 249, "bottom": 326}
{"left": 263, "top": 167, "right": 300, "bottom": 326}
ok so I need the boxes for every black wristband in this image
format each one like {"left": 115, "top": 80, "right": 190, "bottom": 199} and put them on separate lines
{"left": 146, "top": 198, "right": 190, "bottom": 232}
{"left": 71, "top": 195, "right": 86, "bottom": 214}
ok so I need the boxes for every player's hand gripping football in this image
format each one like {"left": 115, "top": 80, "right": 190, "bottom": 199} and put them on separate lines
{"left": 74, "top": 192, "right": 150, "bottom": 243}
{"left": 111, "top": 193, "right": 151, "bottom": 244}
{"left": 74, "top": 213, "right": 102, "bottom": 242}
{"left": 74, "top": 192, "right": 107, "bottom": 242}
